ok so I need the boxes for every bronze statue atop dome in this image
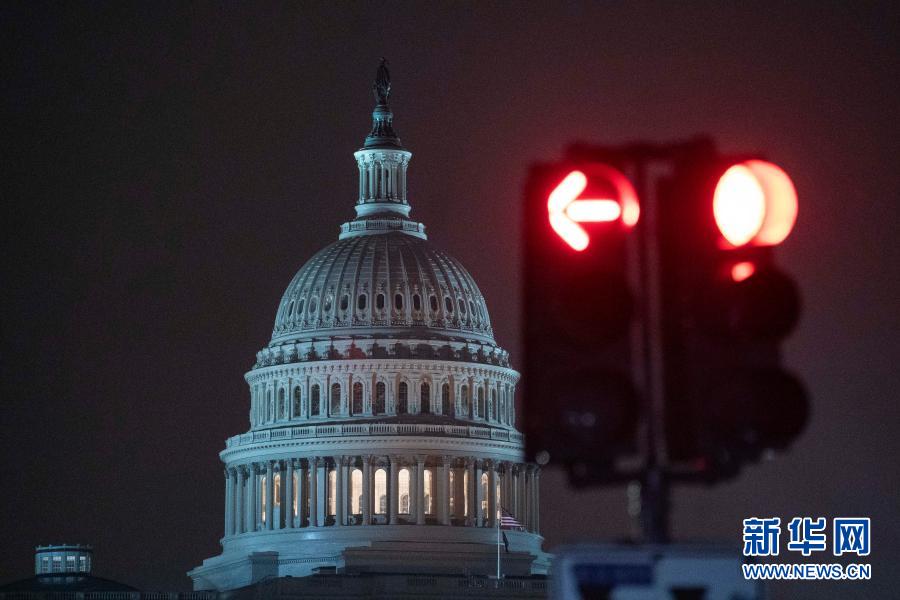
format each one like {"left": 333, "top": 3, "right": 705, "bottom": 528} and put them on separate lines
{"left": 373, "top": 58, "right": 391, "bottom": 105}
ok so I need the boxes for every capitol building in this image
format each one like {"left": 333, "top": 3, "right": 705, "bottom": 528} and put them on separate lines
{"left": 188, "top": 62, "right": 549, "bottom": 593}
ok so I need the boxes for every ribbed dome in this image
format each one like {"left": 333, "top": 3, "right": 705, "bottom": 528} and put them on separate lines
{"left": 270, "top": 232, "right": 495, "bottom": 345}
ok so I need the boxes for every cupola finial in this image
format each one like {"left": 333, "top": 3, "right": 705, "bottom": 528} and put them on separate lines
{"left": 364, "top": 58, "right": 402, "bottom": 149}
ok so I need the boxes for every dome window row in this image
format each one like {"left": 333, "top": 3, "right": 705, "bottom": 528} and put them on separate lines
{"left": 276, "top": 288, "right": 489, "bottom": 334}
{"left": 250, "top": 376, "right": 515, "bottom": 428}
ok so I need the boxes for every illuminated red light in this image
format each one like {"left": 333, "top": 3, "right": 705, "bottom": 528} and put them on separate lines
{"left": 731, "top": 261, "right": 756, "bottom": 282}
{"left": 547, "top": 167, "right": 640, "bottom": 251}
{"left": 713, "top": 160, "right": 798, "bottom": 247}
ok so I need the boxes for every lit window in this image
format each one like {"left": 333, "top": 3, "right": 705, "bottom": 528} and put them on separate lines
{"left": 463, "top": 470, "right": 469, "bottom": 516}
{"left": 480, "top": 472, "right": 489, "bottom": 516}
{"left": 351, "top": 469, "right": 363, "bottom": 514}
{"left": 398, "top": 468, "right": 411, "bottom": 514}
{"left": 292, "top": 472, "right": 299, "bottom": 518}
{"left": 424, "top": 469, "right": 433, "bottom": 514}
{"left": 274, "top": 473, "right": 281, "bottom": 507}
{"left": 328, "top": 469, "right": 336, "bottom": 516}
{"left": 260, "top": 475, "right": 267, "bottom": 522}
{"left": 375, "top": 469, "right": 387, "bottom": 514}
{"left": 449, "top": 471, "right": 456, "bottom": 515}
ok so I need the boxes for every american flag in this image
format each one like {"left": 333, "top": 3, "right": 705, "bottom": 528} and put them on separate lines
{"left": 499, "top": 507, "right": 525, "bottom": 530}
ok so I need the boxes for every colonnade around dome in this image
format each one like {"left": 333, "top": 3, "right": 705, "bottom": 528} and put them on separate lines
{"left": 222, "top": 455, "right": 539, "bottom": 540}
{"left": 247, "top": 360, "right": 518, "bottom": 429}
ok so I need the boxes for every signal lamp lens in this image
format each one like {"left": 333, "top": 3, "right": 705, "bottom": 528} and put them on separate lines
{"left": 714, "top": 160, "right": 798, "bottom": 247}
{"left": 731, "top": 261, "right": 756, "bottom": 282}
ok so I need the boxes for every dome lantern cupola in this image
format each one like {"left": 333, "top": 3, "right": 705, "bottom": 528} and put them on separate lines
{"left": 352, "top": 58, "right": 414, "bottom": 220}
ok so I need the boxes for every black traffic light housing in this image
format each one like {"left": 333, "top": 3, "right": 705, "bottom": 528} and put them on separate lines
{"left": 522, "top": 161, "right": 639, "bottom": 478}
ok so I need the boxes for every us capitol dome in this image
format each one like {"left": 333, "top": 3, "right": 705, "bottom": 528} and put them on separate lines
{"left": 189, "top": 62, "right": 549, "bottom": 592}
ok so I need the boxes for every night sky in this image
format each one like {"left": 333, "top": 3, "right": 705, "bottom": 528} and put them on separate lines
{"left": 2, "top": 3, "right": 897, "bottom": 598}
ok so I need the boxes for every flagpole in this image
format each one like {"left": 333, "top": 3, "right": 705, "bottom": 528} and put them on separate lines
{"left": 496, "top": 507, "right": 501, "bottom": 580}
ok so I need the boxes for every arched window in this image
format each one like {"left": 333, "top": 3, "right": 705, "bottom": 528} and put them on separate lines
{"left": 297, "top": 298, "right": 306, "bottom": 316}
{"left": 398, "top": 468, "right": 411, "bottom": 514}
{"left": 286, "top": 300, "right": 294, "bottom": 318}
{"left": 278, "top": 388, "right": 286, "bottom": 419}
{"left": 375, "top": 469, "right": 387, "bottom": 514}
{"left": 330, "top": 383, "right": 341, "bottom": 415}
{"left": 311, "top": 384, "right": 321, "bottom": 416}
{"left": 328, "top": 468, "right": 336, "bottom": 516}
{"left": 469, "top": 299, "right": 477, "bottom": 318}
{"left": 442, "top": 383, "right": 452, "bottom": 417}
{"left": 352, "top": 382, "right": 363, "bottom": 415}
{"left": 398, "top": 382, "right": 408, "bottom": 414}
{"left": 340, "top": 294, "right": 349, "bottom": 311}
{"left": 293, "top": 387, "right": 301, "bottom": 418}
{"left": 394, "top": 293, "right": 403, "bottom": 311}
{"left": 267, "top": 390, "right": 273, "bottom": 421}
{"left": 430, "top": 295, "right": 439, "bottom": 313}
{"left": 374, "top": 382, "right": 386, "bottom": 415}
{"left": 480, "top": 472, "right": 489, "bottom": 518}
{"left": 376, "top": 293, "right": 385, "bottom": 311}
{"left": 351, "top": 468, "right": 363, "bottom": 514}
{"left": 424, "top": 469, "right": 433, "bottom": 514}
{"left": 459, "top": 298, "right": 467, "bottom": 315}
{"left": 444, "top": 296, "right": 454, "bottom": 314}
{"left": 357, "top": 294, "right": 367, "bottom": 311}
{"left": 477, "top": 388, "right": 485, "bottom": 419}
{"left": 323, "top": 296, "right": 332, "bottom": 313}
{"left": 420, "top": 382, "right": 431, "bottom": 414}
{"left": 461, "top": 385, "right": 470, "bottom": 417}
{"left": 498, "top": 392, "right": 505, "bottom": 425}
{"left": 309, "top": 297, "right": 318, "bottom": 314}
{"left": 490, "top": 389, "right": 496, "bottom": 421}
{"left": 413, "top": 294, "right": 421, "bottom": 311}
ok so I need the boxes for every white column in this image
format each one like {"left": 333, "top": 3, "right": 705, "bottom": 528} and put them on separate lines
{"left": 235, "top": 467, "right": 245, "bottom": 534}
{"left": 335, "top": 456, "right": 345, "bottom": 526}
{"left": 309, "top": 457, "right": 319, "bottom": 527}
{"left": 440, "top": 456, "right": 451, "bottom": 525}
{"left": 487, "top": 461, "right": 497, "bottom": 528}
{"left": 296, "top": 460, "right": 306, "bottom": 527}
{"left": 416, "top": 456, "right": 426, "bottom": 525}
{"left": 362, "top": 456, "right": 372, "bottom": 525}
{"left": 224, "top": 469, "right": 234, "bottom": 537}
{"left": 265, "top": 461, "right": 274, "bottom": 530}
{"left": 285, "top": 459, "right": 295, "bottom": 528}
{"left": 474, "top": 460, "right": 484, "bottom": 526}
{"left": 466, "top": 458, "right": 476, "bottom": 526}
{"left": 533, "top": 467, "right": 541, "bottom": 534}
{"left": 249, "top": 463, "right": 259, "bottom": 531}
{"left": 389, "top": 456, "right": 399, "bottom": 525}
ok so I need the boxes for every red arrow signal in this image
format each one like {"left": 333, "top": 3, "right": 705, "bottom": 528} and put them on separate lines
{"left": 548, "top": 169, "right": 640, "bottom": 251}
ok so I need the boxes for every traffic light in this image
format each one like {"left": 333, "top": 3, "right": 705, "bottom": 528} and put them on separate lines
{"left": 522, "top": 160, "right": 640, "bottom": 478}
{"left": 656, "top": 141, "right": 809, "bottom": 481}
{"left": 522, "top": 138, "right": 808, "bottom": 487}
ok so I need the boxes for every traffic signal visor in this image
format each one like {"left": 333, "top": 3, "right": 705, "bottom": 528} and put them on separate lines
{"left": 713, "top": 160, "right": 798, "bottom": 248}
